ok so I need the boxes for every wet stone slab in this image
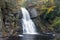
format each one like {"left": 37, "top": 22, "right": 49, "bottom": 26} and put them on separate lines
{"left": 6, "top": 34, "right": 54, "bottom": 40}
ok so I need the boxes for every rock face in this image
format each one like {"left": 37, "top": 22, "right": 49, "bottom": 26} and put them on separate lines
{"left": 27, "top": 7, "right": 38, "bottom": 18}
{"left": 0, "top": 0, "right": 25, "bottom": 37}
{"left": 0, "top": 9, "right": 2, "bottom": 37}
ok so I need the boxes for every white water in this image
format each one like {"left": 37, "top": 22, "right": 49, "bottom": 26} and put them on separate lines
{"left": 21, "top": 7, "right": 38, "bottom": 34}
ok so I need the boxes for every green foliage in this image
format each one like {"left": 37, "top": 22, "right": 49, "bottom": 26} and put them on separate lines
{"left": 39, "top": 4, "right": 60, "bottom": 32}
{"left": 53, "top": 17, "right": 60, "bottom": 25}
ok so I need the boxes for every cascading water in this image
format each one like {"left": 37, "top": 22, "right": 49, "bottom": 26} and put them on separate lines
{"left": 21, "top": 7, "right": 38, "bottom": 34}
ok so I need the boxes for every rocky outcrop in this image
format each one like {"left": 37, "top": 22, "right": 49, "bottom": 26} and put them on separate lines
{"left": 27, "top": 7, "right": 38, "bottom": 18}
{"left": 0, "top": 9, "right": 2, "bottom": 37}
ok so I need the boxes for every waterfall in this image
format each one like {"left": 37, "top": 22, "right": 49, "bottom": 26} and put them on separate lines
{"left": 21, "top": 7, "right": 38, "bottom": 34}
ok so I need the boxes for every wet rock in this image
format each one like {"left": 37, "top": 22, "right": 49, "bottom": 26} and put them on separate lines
{"left": 27, "top": 7, "right": 38, "bottom": 18}
{"left": 17, "top": 11, "right": 22, "bottom": 19}
{"left": 7, "top": 34, "right": 54, "bottom": 40}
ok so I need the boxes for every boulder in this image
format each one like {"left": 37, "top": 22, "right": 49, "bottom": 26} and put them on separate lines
{"left": 27, "top": 7, "right": 38, "bottom": 18}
